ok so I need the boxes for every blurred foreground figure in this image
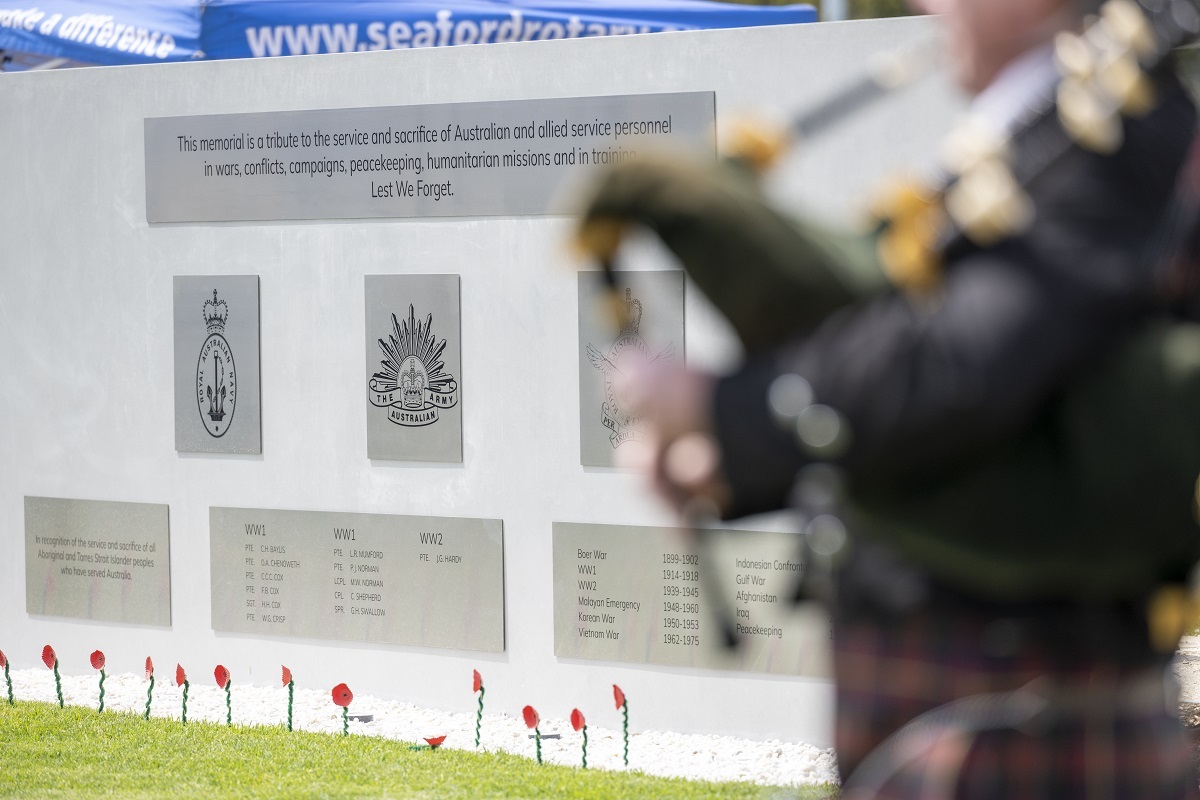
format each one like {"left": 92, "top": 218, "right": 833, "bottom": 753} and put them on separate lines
{"left": 579, "top": 0, "right": 1200, "bottom": 796}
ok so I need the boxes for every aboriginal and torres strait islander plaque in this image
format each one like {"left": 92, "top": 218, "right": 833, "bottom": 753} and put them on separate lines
{"left": 365, "top": 274, "right": 462, "bottom": 462}
{"left": 553, "top": 522, "right": 831, "bottom": 676}
{"left": 26, "top": 497, "right": 172, "bottom": 626}
{"left": 143, "top": 92, "right": 715, "bottom": 222}
{"left": 210, "top": 507, "right": 504, "bottom": 652}
{"left": 173, "top": 276, "right": 262, "bottom": 454}
{"left": 578, "top": 271, "right": 684, "bottom": 467}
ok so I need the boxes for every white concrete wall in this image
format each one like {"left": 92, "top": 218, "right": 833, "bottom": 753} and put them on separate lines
{"left": 0, "top": 16, "right": 961, "bottom": 747}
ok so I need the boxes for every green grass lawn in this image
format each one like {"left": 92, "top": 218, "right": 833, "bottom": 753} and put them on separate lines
{"left": 0, "top": 701, "right": 837, "bottom": 799}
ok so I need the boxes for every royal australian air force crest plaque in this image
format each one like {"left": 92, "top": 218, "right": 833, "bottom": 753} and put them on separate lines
{"left": 578, "top": 271, "right": 684, "bottom": 467}
{"left": 173, "top": 276, "right": 261, "bottom": 454}
{"left": 365, "top": 274, "right": 462, "bottom": 463}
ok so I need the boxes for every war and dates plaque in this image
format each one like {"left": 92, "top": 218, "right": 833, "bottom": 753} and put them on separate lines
{"left": 553, "top": 522, "right": 831, "bottom": 676}
{"left": 210, "top": 507, "right": 504, "bottom": 652}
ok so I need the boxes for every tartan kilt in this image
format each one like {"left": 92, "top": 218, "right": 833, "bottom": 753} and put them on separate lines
{"left": 833, "top": 603, "right": 1197, "bottom": 799}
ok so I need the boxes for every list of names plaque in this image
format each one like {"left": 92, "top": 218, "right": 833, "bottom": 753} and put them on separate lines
{"left": 553, "top": 522, "right": 830, "bottom": 676}
{"left": 211, "top": 507, "right": 504, "bottom": 652}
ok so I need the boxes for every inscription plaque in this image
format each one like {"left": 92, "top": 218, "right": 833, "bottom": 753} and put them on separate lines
{"left": 553, "top": 522, "right": 830, "bottom": 676}
{"left": 365, "top": 274, "right": 462, "bottom": 462}
{"left": 210, "top": 507, "right": 504, "bottom": 652}
{"left": 25, "top": 496, "right": 172, "bottom": 626}
{"left": 173, "top": 275, "right": 262, "bottom": 454}
{"left": 145, "top": 92, "right": 716, "bottom": 223}
{"left": 578, "top": 271, "right": 684, "bottom": 467}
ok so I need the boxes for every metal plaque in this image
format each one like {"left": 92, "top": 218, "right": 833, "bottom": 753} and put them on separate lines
{"left": 173, "top": 275, "right": 262, "bottom": 454}
{"left": 144, "top": 92, "right": 716, "bottom": 223}
{"left": 365, "top": 274, "right": 462, "bottom": 463}
{"left": 25, "top": 496, "right": 172, "bottom": 626}
{"left": 553, "top": 522, "right": 830, "bottom": 676}
{"left": 578, "top": 271, "right": 684, "bottom": 467}
{"left": 210, "top": 507, "right": 504, "bottom": 652}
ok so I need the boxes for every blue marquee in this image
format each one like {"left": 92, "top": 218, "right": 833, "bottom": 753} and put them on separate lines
{"left": 0, "top": 0, "right": 816, "bottom": 68}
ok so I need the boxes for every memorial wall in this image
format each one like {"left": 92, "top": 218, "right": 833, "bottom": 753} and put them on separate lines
{"left": 0, "top": 15, "right": 959, "bottom": 745}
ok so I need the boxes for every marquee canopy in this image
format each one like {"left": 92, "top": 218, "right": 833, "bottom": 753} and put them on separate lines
{"left": 0, "top": 0, "right": 817, "bottom": 69}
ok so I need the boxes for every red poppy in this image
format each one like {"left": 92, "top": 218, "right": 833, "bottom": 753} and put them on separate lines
{"left": 282, "top": 665, "right": 293, "bottom": 687}
{"left": 571, "top": 708, "right": 586, "bottom": 731}
{"left": 424, "top": 735, "right": 447, "bottom": 748}
{"left": 472, "top": 669, "right": 482, "bottom": 693}
{"left": 613, "top": 684, "right": 625, "bottom": 710}
{"left": 332, "top": 683, "right": 353, "bottom": 707}
{"left": 522, "top": 705, "right": 539, "bottom": 729}
{"left": 41, "top": 645, "right": 56, "bottom": 670}
{"left": 0, "top": 650, "right": 6, "bottom": 669}
{"left": 145, "top": 657, "right": 154, "bottom": 680}
{"left": 214, "top": 665, "right": 230, "bottom": 689}
{"left": 175, "top": 664, "right": 187, "bottom": 687}
{"left": 90, "top": 650, "right": 105, "bottom": 671}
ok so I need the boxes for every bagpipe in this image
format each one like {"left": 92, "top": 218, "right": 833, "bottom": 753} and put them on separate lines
{"left": 574, "top": 0, "right": 1200, "bottom": 634}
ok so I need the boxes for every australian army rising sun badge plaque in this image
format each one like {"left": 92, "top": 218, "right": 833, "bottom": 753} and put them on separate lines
{"left": 369, "top": 304, "right": 459, "bottom": 427}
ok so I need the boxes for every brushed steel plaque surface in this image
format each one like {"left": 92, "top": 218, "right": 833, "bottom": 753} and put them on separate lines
{"left": 210, "top": 507, "right": 504, "bottom": 652}
{"left": 553, "top": 522, "right": 830, "bottom": 676}
{"left": 578, "top": 271, "right": 684, "bottom": 467}
{"left": 145, "top": 92, "right": 715, "bottom": 222}
{"left": 25, "top": 496, "right": 172, "bottom": 626}
{"left": 364, "top": 274, "right": 462, "bottom": 463}
{"left": 173, "top": 275, "right": 262, "bottom": 454}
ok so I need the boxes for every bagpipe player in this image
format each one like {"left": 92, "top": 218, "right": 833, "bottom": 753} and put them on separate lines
{"left": 577, "top": 0, "right": 1200, "bottom": 795}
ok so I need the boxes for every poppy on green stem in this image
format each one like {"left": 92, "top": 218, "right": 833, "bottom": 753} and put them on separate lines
{"left": 143, "top": 657, "right": 156, "bottom": 720}
{"left": 176, "top": 664, "right": 189, "bottom": 724}
{"left": 0, "top": 649, "right": 10, "bottom": 706}
{"left": 332, "top": 683, "right": 353, "bottom": 736}
{"left": 91, "top": 650, "right": 107, "bottom": 713}
{"left": 523, "top": 705, "right": 543, "bottom": 764}
{"left": 571, "top": 708, "right": 589, "bottom": 768}
{"left": 522, "top": 705, "right": 539, "bottom": 728}
{"left": 43, "top": 645, "right": 62, "bottom": 708}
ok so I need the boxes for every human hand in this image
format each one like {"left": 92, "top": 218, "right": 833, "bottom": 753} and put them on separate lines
{"left": 615, "top": 362, "right": 732, "bottom": 520}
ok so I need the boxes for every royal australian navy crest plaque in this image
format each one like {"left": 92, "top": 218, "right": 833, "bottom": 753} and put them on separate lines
{"left": 365, "top": 274, "right": 462, "bottom": 462}
{"left": 173, "top": 276, "right": 261, "bottom": 454}
{"left": 578, "top": 271, "right": 684, "bottom": 467}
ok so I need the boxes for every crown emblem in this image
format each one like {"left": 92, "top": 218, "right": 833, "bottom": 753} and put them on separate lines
{"left": 399, "top": 359, "right": 427, "bottom": 409}
{"left": 619, "top": 288, "right": 642, "bottom": 336}
{"left": 203, "top": 290, "right": 229, "bottom": 334}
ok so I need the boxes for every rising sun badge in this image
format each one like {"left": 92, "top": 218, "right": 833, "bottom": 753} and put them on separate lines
{"left": 196, "top": 290, "right": 236, "bottom": 438}
{"left": 369, "top": 304, "right": 459, "bottom": 427}
{"left": 587, "top": 288, "right": 674, "bottom": 448}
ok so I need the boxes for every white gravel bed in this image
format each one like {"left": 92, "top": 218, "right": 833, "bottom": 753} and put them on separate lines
{"left": 5, "top": 668, "right": 839, "bottom": 788}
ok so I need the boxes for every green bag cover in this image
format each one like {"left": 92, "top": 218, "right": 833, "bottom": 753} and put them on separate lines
{"left": 853, "top": 323, "right": 1200, "bottom": 599}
